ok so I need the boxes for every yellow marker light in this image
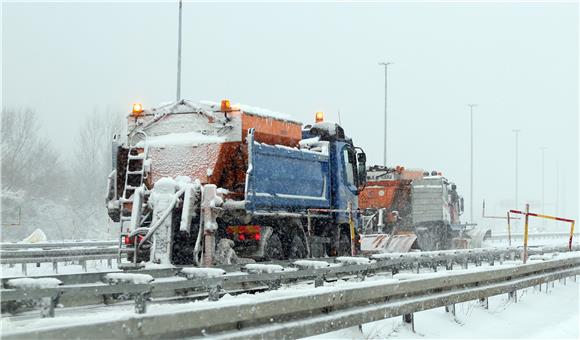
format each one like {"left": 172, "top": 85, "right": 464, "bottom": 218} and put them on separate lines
{"left": 220, "top": 99, "right": 232, "bottom": 112}
{"left": 315, "top": 111, "right": 324, "bottom": 123}
{"left": 132, "top": 103, "right": 144, "bottom": 116}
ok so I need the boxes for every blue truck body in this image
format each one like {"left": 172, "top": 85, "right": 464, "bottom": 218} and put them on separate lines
{"left": 245, "top": 128, "right": 360, "bottom": 225}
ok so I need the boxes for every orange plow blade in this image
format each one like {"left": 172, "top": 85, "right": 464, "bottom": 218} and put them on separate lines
{"left": 360, "top": 233, "right": 418, "bottom": 254}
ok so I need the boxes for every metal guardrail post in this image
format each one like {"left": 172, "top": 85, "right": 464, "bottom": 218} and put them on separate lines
{"left": 315, "top": 274, "right": 325, "bottom": 288}
{"left": 40, "top": 293, "right": 61, "bottom": 318}
{"left": 207, "top": 284, "right": 222, "bottom": 302}
{"left": 134, "top": 292, "right": 147, "bottom": 314}
{"left": 446, "top": 260, "right": 453, "bottom": 270}
{"left": 445, "top": 304, "right": 456, "bottom": 317}
{"left": 479, "top": 297, "right": 488, "bottom": 309}
{"left": 402, "top": 313, "right": 414, "bottom": 332}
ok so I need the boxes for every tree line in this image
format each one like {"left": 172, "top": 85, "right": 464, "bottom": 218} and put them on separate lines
{"left": 1, "top": 108, "right": 124, "bottom": 241}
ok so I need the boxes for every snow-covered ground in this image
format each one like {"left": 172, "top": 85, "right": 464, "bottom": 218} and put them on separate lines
{"left": 307, "top": 280, "right": 580, "bottom": 339}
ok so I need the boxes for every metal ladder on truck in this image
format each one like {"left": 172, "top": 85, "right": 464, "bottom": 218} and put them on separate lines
{"left": 118, "top": 131, "right": 150, "bottom": 267}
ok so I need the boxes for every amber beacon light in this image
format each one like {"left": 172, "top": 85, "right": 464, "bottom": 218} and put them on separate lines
{"left": 315, "top": 111, "right": 324, "bottom": 123}
{"left": 132, "top": 103, "right": 144, "bottom": 116}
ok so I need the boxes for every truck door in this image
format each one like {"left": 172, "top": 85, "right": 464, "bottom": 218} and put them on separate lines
{"left": 333, "top": 143, "right": 359, "bottom": 223}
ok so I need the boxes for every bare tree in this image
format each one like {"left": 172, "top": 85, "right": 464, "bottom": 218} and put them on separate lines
{"left": 71, "top": 108, "right": 124, "bottom": 205}
{"left": 1, "top": 108, "right": 70, "bottom": 241}
{"left": 1, "top": 108, "right": 66, "bottom": 197}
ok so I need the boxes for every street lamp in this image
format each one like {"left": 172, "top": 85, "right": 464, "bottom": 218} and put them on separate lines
{"left": 513, "top": 129, "right": 521, "bottom": 232}
{"left": 539, "top": 147, "right": 547, "bottom": 230}
{"left": 378, "top": 62, "right": 392, "bottom": 167}
{"left": 176, "top": 0, "right": 183, "bottom": 101}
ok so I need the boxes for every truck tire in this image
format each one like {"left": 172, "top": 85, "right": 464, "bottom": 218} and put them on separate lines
{"left": 264, "top": 233, "right": 284, "bottom": 260}
{"left": 338, "top": 230, "right": 352, "bottom": 256}
{"left": 289, "top": 235, "right": 307, "bottom": 259}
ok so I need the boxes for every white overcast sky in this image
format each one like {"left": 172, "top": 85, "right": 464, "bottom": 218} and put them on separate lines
{"left": 2, "top": 1, "right": 578, "bottom": 228}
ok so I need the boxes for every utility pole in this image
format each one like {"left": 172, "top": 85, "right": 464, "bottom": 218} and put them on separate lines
{"left": 176, "top": 0, "right": 183, "bottom": 101}
{"left": 468, "top": 104, "right": 477, "bottom": 224}
{"left": 540, "top": 147, "right": 547, "bottom": 231}
{"left": 513, "top": 129, "right": 521, "bottom": 232}
{"left": 378, "top": 62, "right": 392, "bottom": 167}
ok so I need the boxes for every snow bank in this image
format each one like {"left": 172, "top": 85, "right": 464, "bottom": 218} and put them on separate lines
{"left": 104, "top": 273, "right": 154, "bottom": 284}
{"left": 372, "top": 251, "right": 424, "bottom": 260}
{"left": 6, "top": 278, "right": 62, "bottom": 289}
{"left": 393, "top": 272, "right": 445, "bottom": 281}
{"left": 293, "top": 260, "right": 331, "bottom": 269}
{"left": 336, "top": 257, "right": 373, "bottom": 265}
{"left": 20, "top": 229, "right": 47, "bottom": 243}
{"left": 244, "top": 264, "right": 285, "bottom": 274}
{"left": 180, "top": 268, "right": 226, "bottom": 279}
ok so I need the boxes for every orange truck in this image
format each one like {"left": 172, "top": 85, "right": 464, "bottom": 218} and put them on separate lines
{"left": 357, "top": 165, "right": 482, "bottom": 252}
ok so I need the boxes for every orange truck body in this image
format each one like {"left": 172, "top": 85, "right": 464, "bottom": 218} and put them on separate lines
{"left": 118, "top": 104, "right": 302, "bottom": 202}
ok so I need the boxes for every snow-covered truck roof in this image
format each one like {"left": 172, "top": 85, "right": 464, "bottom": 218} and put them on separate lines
{"left": 123, "top": 99, "right": 303, "bottom": 189}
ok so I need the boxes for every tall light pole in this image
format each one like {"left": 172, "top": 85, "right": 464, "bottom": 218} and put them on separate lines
{"left": 176, "top": 0, "right": 183, "bottom": 101}
{"left": 539, "top": 147, "right": 547, "bottom": 230}
{"left": 378, "top": 62, "right": 392, "bottom": 167}
{"left": 468, "top": 104, "right": 477, "bottom": 224}
{"left": 513, "top": 129, "right": 521, "bottom": 222}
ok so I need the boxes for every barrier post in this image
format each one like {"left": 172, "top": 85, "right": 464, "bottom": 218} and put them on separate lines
{"left": 523, "top": 204, "right": 529, "bottom": 264}
{"left": 569, "top": 221, "right": 575, "bottom": 251}
{"left": 348, "top": 202, "right": 356, "bottom": 256}
{"left": 507, "top": 211, "right": 512, "bottom": 247}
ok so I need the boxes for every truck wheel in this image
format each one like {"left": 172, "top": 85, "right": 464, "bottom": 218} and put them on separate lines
{"left": 289, "top": 235, "right": 306, "bottom": 259}
{"left": 264, "top": 233, "right": 284, "bottom": 260}
{"left": 338, "top": 232, "right": 352, "bottom": 256}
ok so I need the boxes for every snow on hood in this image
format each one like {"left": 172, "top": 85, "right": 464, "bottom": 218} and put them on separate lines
{"left": 136, "top": 132, "right": 225, "bottom": 147}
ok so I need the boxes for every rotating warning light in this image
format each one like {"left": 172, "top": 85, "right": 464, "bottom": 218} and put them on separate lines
{"left": 220, "top": 99, "right": 232, "bottom": 112}
{"left": 315, "top": 111, "right": 324, "bottom": 123}
{"left": 132, "top": 103, "right": 144, "bottom": 116}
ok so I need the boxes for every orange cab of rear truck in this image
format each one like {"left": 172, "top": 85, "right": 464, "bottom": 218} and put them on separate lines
{"left": 358, "top": 166, "right": 480, "bottom": 252}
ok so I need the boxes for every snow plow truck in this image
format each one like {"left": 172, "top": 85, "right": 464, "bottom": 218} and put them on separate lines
{"left": 358, "top": 166, "right": 489, "bottom": 253}
{"left": 106, "top": 100, "right": 487, "bottom": 268}
{"left": 106, "top": 100, "right": 368, "bottom": 267}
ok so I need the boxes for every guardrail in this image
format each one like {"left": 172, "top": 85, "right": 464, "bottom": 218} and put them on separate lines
{"left": 1, "top": 246, "right": 577, "bottom": 318}
{"left": 1, "top": 247, "right": 119, "bottom": 275}
{"left": 488, "top": 232, "right": 579, "bottom": 242}
{"left": 0, "top": 240, "right": 117, "bottom": 250}
{"left": 3, "top": 254, "right": 578, "bottom": 339}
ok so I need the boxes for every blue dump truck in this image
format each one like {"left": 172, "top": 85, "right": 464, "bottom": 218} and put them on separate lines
{"left": 107, "top": 100, "right": 367, "bottom": 265}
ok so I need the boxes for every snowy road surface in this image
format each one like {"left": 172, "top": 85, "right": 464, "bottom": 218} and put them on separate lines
{"left": 307, "top": 280, "right": 580, "bottom": 339}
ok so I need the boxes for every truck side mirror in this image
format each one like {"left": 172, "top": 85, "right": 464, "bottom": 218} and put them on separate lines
{"left": 356, "top": 152, "right": 367, "bottom": 189}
